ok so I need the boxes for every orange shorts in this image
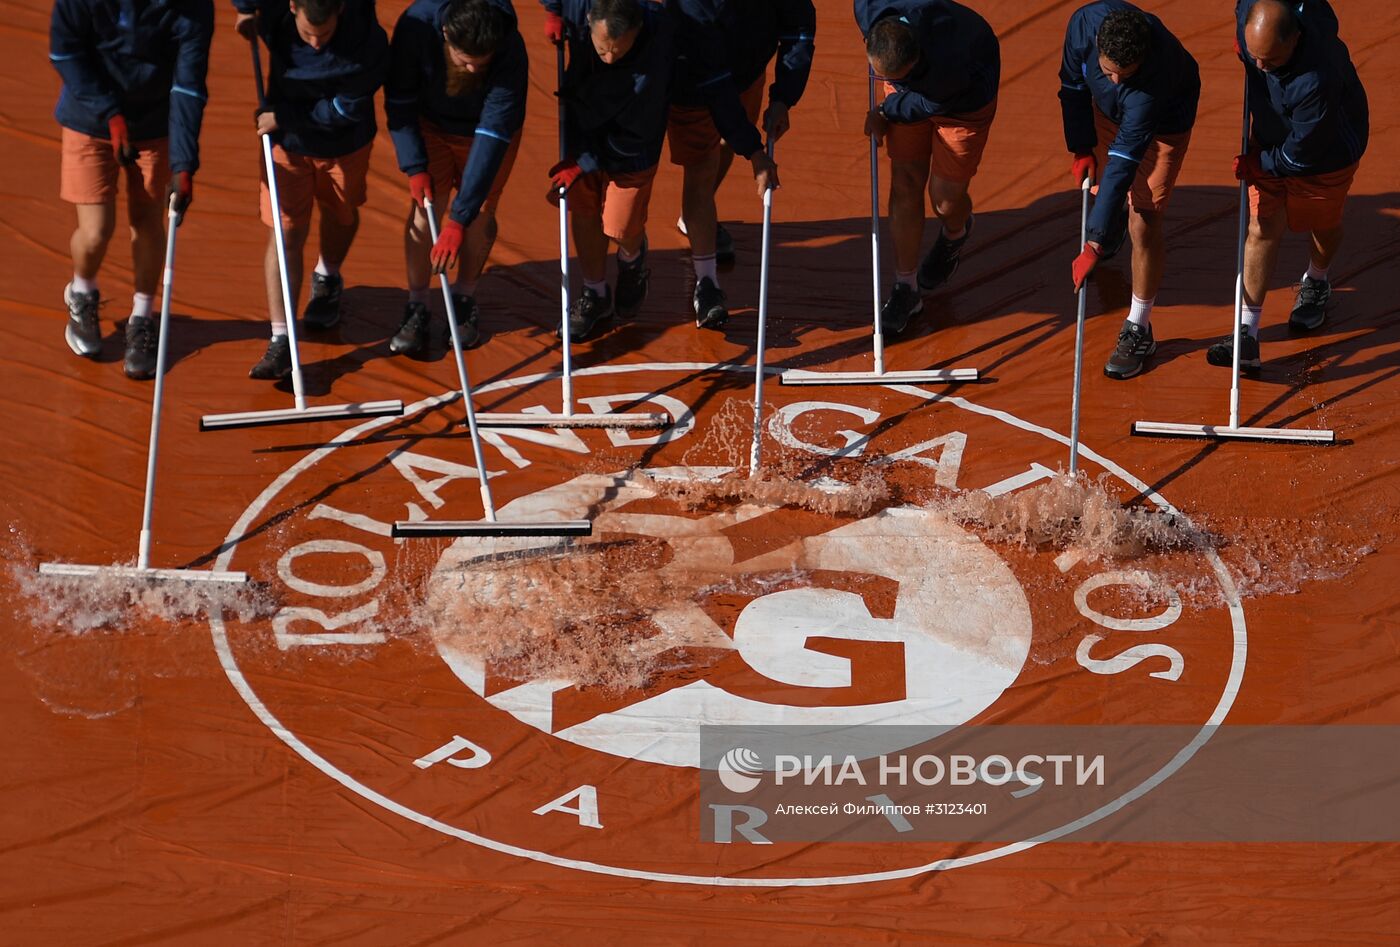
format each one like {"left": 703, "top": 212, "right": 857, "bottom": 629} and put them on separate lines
{"left": 1091, "top": 109, "right": 1191, "bottom": 212}
{"left": 422, "top": 122, "right": 520, "bottom": 216}
{"left": 666, "top": 76, "right": 765, "bottom": 166}
{"left": 60, "top": 127, "right": 169, "bottom": 206}
{"left": 1249, "top": 162, "right": 1358, "bottom": 233}
{"left": 567, "top": 165, "right": 658, "bottom": 242}
{"left": 882, "top": 88, "right": 997, "bottom": 184}
{"left": 259, "top": 142, "right": 373, "bottom": 230}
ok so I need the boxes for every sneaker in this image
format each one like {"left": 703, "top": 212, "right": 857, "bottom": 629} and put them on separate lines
{"left": 451, "top": 293, "right": 482, "bottom": 349}
{"left": 64, "top": 283, "right": 102, "bottom": 357}
{"left": 1103, "top": 320, "right": 1156, "bottom": 380}
{"left": 715, "top": 223, "right": 736, "bottom": 265}
{"left": 615, "top": 238, "right": 650, "bottom": 318}
{"left": 562, "top": 286, "right": 615, "bottom": 341}
{"left": 693, "top": 277, "right": 729, "bottom": 329}
{"left": 1098, "top": 200, "right": 1129, "bottom": 261}
{"left": 1289, "top": 276, "right": 1330, "bottom": 332}
{"left": 390, "top": 301, "right": 429, "bottom": 355}
{"left": 917, "top": 215, "right": 974, "bottom": 291}
{"left": 879, "top": 282, "right": 924, "bottom": 337}
{"left": 249, "top": 334, "right": 292, "bottom": 380}
{"left": 1205, "top": 329, "right": 1262, "bottom": 377}
{"left": 123, "top": 316, "right": 158, "bottom": 380}
{"left": 302, "top": 272, "right": 342, "bottom": 330}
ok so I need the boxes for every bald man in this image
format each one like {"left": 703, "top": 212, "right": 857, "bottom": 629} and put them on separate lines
{"left": 1210, "top": 0, "right": 1367, "bottom": 375}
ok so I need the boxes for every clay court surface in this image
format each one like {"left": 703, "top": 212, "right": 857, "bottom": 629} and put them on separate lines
{"left": 3, "top": 0, "right": 1399, "bottom": 942}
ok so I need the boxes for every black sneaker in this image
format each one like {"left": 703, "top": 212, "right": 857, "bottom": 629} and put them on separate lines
{"left": 1098, "top": 200, "right": 1129, "bottom": 261}
{"left": 715, "top": 223, "right": 736, "bottom": 265}
{"left": 390, "top": 301, "right": 429, "bottom": 355}
{"left": 451, "top": 293, "right": 482, "bottom": 349}
{"left": 1206, "top": 329, "right": 1261, "bottom": 377}
{"left": 1103, "top": 320, "right": 1156, "bottom": 380}
{"left": 1289, "top": 276, "right": 1330, "bottom": 332}
{"left": 249, "top": 334, "right": 292, "bottom": 380}
{"left": 693, "top": 277, "right": 729, "bottom": 329}
{"left": 562, "top": 286, "right": 615, "bottom": 341}
{"left": 917, "top": 215, "right": 974, "bottom": 291}
{"left": 123, "top": 316, "right": 158, "bottom": 380}
{"left": 879, "top": 282, "right": 924, "bottom": 337}
{"left": 303, "top": 272, "right": 342, "bottom": 330}
{"left": 615, "top": 238, "right": 649, "bottom": 318}
{"left": 64, "top": 283, "right": 102, "bottom": 357}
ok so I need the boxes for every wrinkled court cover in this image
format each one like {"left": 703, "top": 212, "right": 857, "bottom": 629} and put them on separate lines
{"left": 3, "top": 0, "right": 1398, "bottom": 942}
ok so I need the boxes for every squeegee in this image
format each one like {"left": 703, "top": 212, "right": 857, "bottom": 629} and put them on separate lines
{"left": 199, "top": 39, "right": 403, "bottom": 432}
{"left": 391, "top": 205, "right": 591, "bottom": 539}
{"left": 1132, "top": 87, "right": 1333, "bottom": 444}
{"left": 41, "top": 199, "right": 248, "bottom": 584}
{"left": 475, "top": 42, "right": 667, "bottom": 432}
{"left": 781, "top": 70, "right": 980, "bottom": 388}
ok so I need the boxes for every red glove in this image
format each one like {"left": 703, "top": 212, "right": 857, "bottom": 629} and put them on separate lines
{"left": 1071, "top": 244, "right": 1101, "bottom": 291}
{"left": 548, "top": 159, "right": 586, "bottom": 197}
{"left": 167, "top": 170, "right": 193, "bottom": 224}
{"left": 431, "top": 217, "right": 464, "bottom": 274}
{"left": 544, "top": 11, "right": 564, "bottom": 44}
{"left": 409, "top": 172, "right": 433, "bottom": 209}
{"left": 108, "top": 115, "right": 137, "bottom": 167}
{"left": 1070, "top": 152, "right": 1097, "bottom": 186}
{"left": 1233, "top": 152, "right": 1264, "bottom": 183}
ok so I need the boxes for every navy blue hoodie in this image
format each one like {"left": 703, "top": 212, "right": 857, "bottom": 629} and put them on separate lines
{"left": 386, "top": 0, "right": 528, "bottom": 225}
{"left": 1058, "top": 1, "right": 1200, "bottom": 244}
{"left": 854, "top": 0, "right": 1000, "bottom": 122}
{"left": 233, "top": 0, "right": 389, "bottom": 159}
{"left": 1234, "top": 0, "right": 1367, "bottom": 177}
{"left": 50, "top": 0, "right": 214, "bottom": 174}
{"left": 542, "top": 0, "right": 677, "bottom": 174}
{"left": 669, "top": 0, "right": 812, "bottom": 159}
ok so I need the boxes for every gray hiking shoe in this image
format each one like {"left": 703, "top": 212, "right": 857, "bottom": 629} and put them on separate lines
{"left": 450, "top": 293, "right": 482, "bottom": 349}
{"left": 123, "top": 316, "right": 158, "bottom": 380}
{"left": 1289, "top": 276, "right": 1330, "bottom": 332}
{"left": 1206, "top": 328, "right": 1261, "bottom": 377}
{"left": 880, "top": 282, "right": 925, "bottom": 337}
{"left": 390, "top": 301, "right": 429, "bottom": 355}
{"left": 64, "top": 284, "right": 102, "bottom": 357}
{"left": 1103, "top": 320, "right": 1156, "bottom": 380}
{"left": 303, "top": 272, "right": 342, "bottom": 330}
{"left": 249, "top": 334, "right": 292, "bottom": 380}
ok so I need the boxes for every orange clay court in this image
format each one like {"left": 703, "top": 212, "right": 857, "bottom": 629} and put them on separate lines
{"left": 2, "top": 0, "right": 1399, "bottom": 943}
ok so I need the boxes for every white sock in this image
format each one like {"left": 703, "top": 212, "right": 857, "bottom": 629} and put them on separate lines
{"left": 271, "top": 323, "right": 287, "bottom": 337}
{"left": 453, "top": 279, "right": 477, "bottom": 298}
{"left": 314, "top": 257, "right": 340, "bottom": 278}
{"left": 693, "top": 254, "right": 718, "bottom": 284}
{"left": 1127, "top": 295, "right": 1154, "bottom": 327}
{"left": 407, "top": 288, "right": 429, "bottom": 305}
{"left": 584, "top": 278, "right": 608, "bottom": 297}
{"left": 1304, "top": 263, "right": 1330, "bottom": 282}
{"left": 131, "top": 292, "right": 153, "bottom": 320}
{"left": 71, "top": 275, "right": 98, "bottom": 295}
{"left": 895, "top": 270, "right": 916, "bottom": 289}
{"left": 617, "top": 244, "right": 641, "bottom": 265}
{"left": 1241, "top": 305, "right": 1263, "bottom": 338}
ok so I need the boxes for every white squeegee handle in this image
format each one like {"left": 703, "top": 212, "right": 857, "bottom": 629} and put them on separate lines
{"left": 425, "top": 198, "right": 497, "bottom": 521}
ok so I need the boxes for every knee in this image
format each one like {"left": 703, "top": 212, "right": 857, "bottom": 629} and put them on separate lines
{"left": 1248, "top": 214, "right": 1282, "bottom": 242}
{"left": 1129, "top": 209, "right": 1160, "bottom": 239}
{"left": 682, "top": 155, "right": 721, "bottom": 199}
{"left": 76, "top": 213, "right": 117, "bottom": 247}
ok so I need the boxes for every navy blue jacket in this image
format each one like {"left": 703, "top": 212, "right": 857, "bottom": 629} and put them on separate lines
{"left": 234, "top": 0, "right": 388, "bottom": 158}
{"left": 1234, "top": 0, "right": 1367, "bottom": 177}
{"left": 1058, "top": 1, "right": 1200, "bottom": 243}
{"left": 50, "top": 0, "right": 214, "bottom": 174}
{"left": 542, "top": 0, "right": 676, "bottom": 174}
{"left": 669, "top": 0, "right": 809, "bottom": 158}
{"left": 386, "top": 0, "right": 528, "bottom": 225}
{"left": 854, "top": 0, "right": 1000, "bottom": 122}
{"left": 728, "top": 0, "right": 816, "bottom": 110}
